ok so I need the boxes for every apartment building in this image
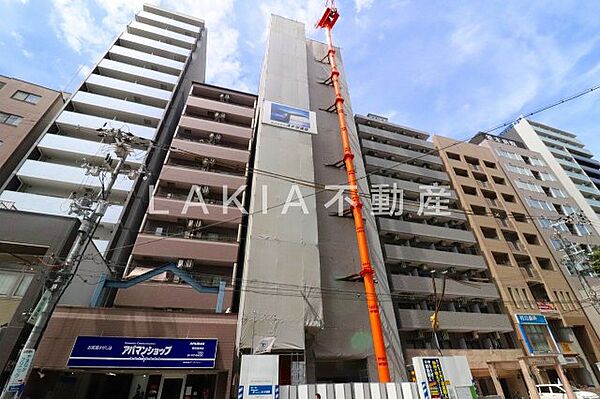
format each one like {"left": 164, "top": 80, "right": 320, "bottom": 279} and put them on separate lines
{"left": 434, "top": 135, "right": 600, "bottom": 391}
{"left": 236, "top": 15, "right": 405, "bottom": 382}
{"left": 20, "top": 84, "right": 254, "bottom": 399}
{"left": 354, "top": 114, "right": 527, "bottom": 394}
{"left": 471, "top": 132, "right": 600, "bottom": 385}
{"left": 0, "top": 4, "right": 207, "bottom": 256}
{"left": 0, "top": 76, "right": 64, "bottom": 187}
{"left": 505, "top": 119, "right": 600, "bottom": 232}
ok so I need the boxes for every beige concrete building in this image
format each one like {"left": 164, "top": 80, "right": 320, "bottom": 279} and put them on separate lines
{"left": 434, "top": 135, "right": 600, "bottom": 391}
{"left": 0, "top": 76, "right": 64, "bottom": 188}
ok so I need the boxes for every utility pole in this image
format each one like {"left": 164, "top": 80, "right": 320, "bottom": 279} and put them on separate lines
{"left": 551, "top": 212, "right": 600, "bottom": 314}
{"left": 1, "top": 127, "right": 144, "bottom": 399}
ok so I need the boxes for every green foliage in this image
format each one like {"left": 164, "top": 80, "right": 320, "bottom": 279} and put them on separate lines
{"left": 588, "top": 247, "right": 600, "bottom": 275}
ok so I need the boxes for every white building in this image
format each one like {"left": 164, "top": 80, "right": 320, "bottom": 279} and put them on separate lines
{"left": 0, "top": 4, "right": 206, "bottom": 254}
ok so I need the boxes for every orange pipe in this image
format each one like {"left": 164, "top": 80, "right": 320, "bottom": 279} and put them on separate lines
{"left": 323, "top": 23, "right": 391, "bottom": 383}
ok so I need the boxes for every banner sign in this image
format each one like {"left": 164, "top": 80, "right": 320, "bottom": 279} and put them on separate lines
{"left": 262, "top": 101, "right": 317, "bottom": 134}
{"left": 67, "top": 336, "right": 217, "bottom": 369}
{"left": 7, "top": 349, "right": 35, "bottom": 393}
{"left": 421, "top": 358, "right": 449, "bottom": 399}
{"left": 516, "top": 314, "right": 548, "bottom": 325}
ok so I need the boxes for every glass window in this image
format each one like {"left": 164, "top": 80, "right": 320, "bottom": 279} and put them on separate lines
{"left": 551, "top": 238, "right": 563, "bottom": 250}
{"left": 538, "top": 218, "right": 552, "bottom": 229}
{"left": 575, "top": 223, "right": 592, "bottom": 236}
{"left": 526, "top": 197, "right": 553, "bottom": 211}
{"left": 506, "top": 164, "right": 533, "bottom": 176}
{"left": 523, "top": 324, "right": 551, "bottom": 353}
{"left": 539, "top": 171, "right": 556, "bottom": 181}
{"left": 12, "top": 90, "right": 41, "bottom": 104}
{"left": 549, "top": 187, "right": 567, "bottom": 198}
{"left": 539, "top": 386, "right": 551, "bottom": 394}
{"left": 14, "top": 274, "right": 33, "bottom": 297}
{"left": 0, "top": 272, "right": 18, "bottom": 295}
{"left": 562, "top": 205, "right": 577, "bottom": 216}
{"left": 516, "top": 180, "right": 543, "bottom": 193}
{"left": 530, "top": 157, "right": 545, "bottom": 166}
{"left": 496, "top": 149, "right": 522, "bottom": 161}
{"left": 0, "top": 111, "right": 23, "bottom": 126}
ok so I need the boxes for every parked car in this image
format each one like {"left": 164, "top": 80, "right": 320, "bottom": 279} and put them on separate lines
{"left": 536, "top": 384, "right": 599, "bottom": 399}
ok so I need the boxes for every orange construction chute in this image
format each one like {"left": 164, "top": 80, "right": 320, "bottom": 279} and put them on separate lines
{"left": 315, "top": 4, "right": 391, "bottom": 383}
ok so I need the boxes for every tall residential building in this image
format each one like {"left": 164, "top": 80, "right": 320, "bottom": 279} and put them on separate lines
{"left": 471, "top": 132, "right": 600, "bottom": 385}
{"left": 505, "top": 119, "right": 600, "bottom": 232}
{"left": 0, "top": 76, "right": 64, "bottom": 188}
{"left": 21, "top": 82, "right": 256, "bottom": 399}
{"left": 355, "top": 114, "right": 525, "bottom": 394}
{"left": 434, "top": 135, "right": 600, "bottom": 393}
{"left": 0, "top": 4, "right": 207, "bottom": 255}
{"left": 236, "top": 15, "right": 405, "bottom": 382}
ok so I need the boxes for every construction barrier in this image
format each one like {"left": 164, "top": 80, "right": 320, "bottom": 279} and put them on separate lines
{"left": 278, "top": 383, "right": 419, "bottom": 399}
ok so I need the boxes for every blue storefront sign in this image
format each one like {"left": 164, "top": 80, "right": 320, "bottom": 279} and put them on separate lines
{"left": 516, "top": 314, "right": 548, "bottom": 325}
{"left": 249, "top": 386, "right": 273, "bottom": 396}
{"left": 67, "top": 336, "right": 218, "bottom": 369}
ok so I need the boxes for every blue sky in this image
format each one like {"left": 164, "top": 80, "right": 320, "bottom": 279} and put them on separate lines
{"left": 2, "top": 0, "right": 600, "bottom": 156}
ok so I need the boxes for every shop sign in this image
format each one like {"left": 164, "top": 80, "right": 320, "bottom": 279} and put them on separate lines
{"left": 516, "top": 314, "right": 548, "bottom": 325}
{"left": 67, "top": 336, "right": 217, "bottom": 369}
{"left": 421, "top": 358, "right": 449, "bottom": 399}
{"left": 6, "top": 349, "right": 35, "bottom": 393}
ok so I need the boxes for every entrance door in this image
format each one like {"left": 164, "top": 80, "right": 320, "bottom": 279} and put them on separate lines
{"left": 159, "top": 378, "right": 184, "bottom": 399}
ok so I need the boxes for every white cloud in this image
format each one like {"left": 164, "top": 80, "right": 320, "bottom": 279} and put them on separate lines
{"left": 78, "top": 64, "right": 92, "bottom": 78}
{"left": 21, "top": 49, "right": 33, "bottom": 58}
{"left": 355, "top": 0, "right": 374, "bottom": 13}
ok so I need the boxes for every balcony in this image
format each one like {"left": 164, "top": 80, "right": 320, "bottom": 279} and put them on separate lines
{"left": 536, "top": 300, "right": 559, "bottom": 315}
{"left": 38, "top": 134, "right": 144, "bottom": 166}
{"left": 586, "top": 198, "right": 600, "bottom": 211}
{"left": 70, "top": 91, "right": 164, "bottom": 127}
{"left": 577, "top": 184, "right": 600, "bottom": 196}
{"left": 85, "top": 74, "right": 171, "bottom": 108}
{"left": 0, "top": 190, "right": 123, "bottom": 226}
{"left": 114, "top": 282, "right": 233, "bottom": 312}
{"left": 362, "top": 139, "right": 442, "bottom": 167}
{"left": 379, "top": 218, "right": 476, "bottom": 244}
{"left": 142, "top": 4, "right": 204, "bottom": 29}
{"left": 384, "top": 245, "right": 487, "bottom": 271}
{"left": 136, "top": 10, "right": 202, "bottom": 37}
{"left": 186, "top": 96, "right": 255, "bottom": 121}
{"left": 97, "top": 58, "right": 177, "bottom": 91}
{"left": 132, "top": 233, "right": 239, "bottom": 264}
{"left": 364, "top": 156, "right": 449, "bottom": 183}
{"left": 355, "top": 115, "right": 430, "bottom": 140}
{"left": 128, "top": 21, "right": 195, "bottom": 50}
{"left": 55, "top": 111, "right": 156, "bottom": 140}
{"left": 160, "top": 164, "right": 246, "bottom": 191}
{"left": 17, "top": 160, "right": 133, "bottom": 197}
{"left": 396, "top": 309, "right": 513, "bottom": 333}
{"left": 107, "top": 45, "right": 184, "bottom": 76}
{"left": 557, "top": 157, "right": 583, "bottom": 171}
{"left": 565, "top": 170, "right": 592, "bottom": 184}
{"left": 171, "top": 138, "right": 249, "bottom": 165}
{"left": 119, "top": 32, "right": 189, "bottom": 62}
{"left": 391, "top": 275, "right": 500, "bottom": 300}
{"left": 178, "top": 115, "right": 252, "bottom": 147}
{"left": 149, "top": 196, "right": 243, "bottom": 226}
{"left": 357, "top": 124, "right": 434, "bottom": 152}
{"left": 506, "top": 240, "right": 526, "bottom": 253}
{"left": 539, "top": 134, "right": 591, "bottom": 156}
{"left": 369, "top": 174, "right": 458, "bottom": 202}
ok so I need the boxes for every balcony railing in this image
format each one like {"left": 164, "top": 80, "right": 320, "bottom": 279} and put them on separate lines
{"left": 143, "top": 225, "right": 237, "bottom": 243}
{"left": 176, "top": 132, "right": 248, "bottom": 151}
{"left": 507, "top": 240, "right": 525, "bottom": 252}
{"left": 520, "top": 267, "right": 542, "bottom": 282}
{"left": 167, "top": 159, "right": 246, "bottom": 177}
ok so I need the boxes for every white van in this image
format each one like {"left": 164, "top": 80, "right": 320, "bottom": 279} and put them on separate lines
{"left": 536, "top": 384, "right": 599, "bottom": 399}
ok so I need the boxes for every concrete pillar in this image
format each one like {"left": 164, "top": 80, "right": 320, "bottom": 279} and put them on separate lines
{"left": 487, "top": 363, "right": 506, "bottom": 399}
{"left": 519, "top": 358, "right": 541, "bottom": 399}
{"left": 554, "top": 363, "right": 576, "bottom": 399}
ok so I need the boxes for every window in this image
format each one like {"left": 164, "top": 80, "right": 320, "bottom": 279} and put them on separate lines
{"left": 481, "top": 227, "right": 499, "bottom": 239}
{"left": 538, "top": 217, "right": 552, "bottom": 229}
{"left": 516, "top": 180, "right": 543, "bottom": 193}
{"left": 0, "top": 111, "right": 23, "bottom": 126}
{"left": 508, "top": 287, "right": 521, "bottom": 309}
{"left": 0, "top": 81, "right": 5, "bottom": 90}
{"left": 492, "top": 176, "right": 505, "bottom": 185}
{"left": 471, "top": 205, "right": 486, "bottom": 215}
{"left": 483, "top": 160, "right": 497, "bottom": 169}
{"left": 11, "top": 90, "right": 41, "bottom": 104}
{"left": 506, "top": 164, "right": 533, "bottom": 176}
{"left": 0, "top": 273, "right": 18, "bottom": 295}
{"left": 14, "top": 274, "right": 33, "bottom": 296}
{"left": 529, "top": 157, "right": 545, "bottom": 166}
{"left": 523, "top": 324, "right": 551, "bottom": 353}
{"left": 492, "top": 252, "right": 511, "bottom": 266}
{"left": 526, "top": 197, "right": 553, "bottom": 211}
{"left": 513, "top": 212, "right": 527, "bottom": 222}
{"left": 561, "top": 205, "right": 577, "bottom": 216}
{"left": 447, "top": 152, "right": 460, "bottom": 161}
{"left": 454, "top": 167, "right": 468, "bottom": 177}
{"left": 462, "top": 185, "right": 477, "bottom": 195}
{"left": 521, "top": 288, "right": 534, "bottom": 308}
{"left": 537, "top": 258, "right": 553, "bottom": 271}
{"left": 524, "top": 233, "right": 539, "bottom": 245}
{"left": 550, "top": 238, "right": 563, "bottom": 250}
{"left": 496, "top": 148, "right": 522, "bottom": 161}
{"left": 575, "top": 223, "right": 592, "bottom": 236}
{"left": 538, "top": 171, "right": 556, "bottom": 182}
{"left": 502, "top": 193, "right": 516, "bottom": 203}
{"left": 549, "top": 187, "right": 567, "bottom": 199}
